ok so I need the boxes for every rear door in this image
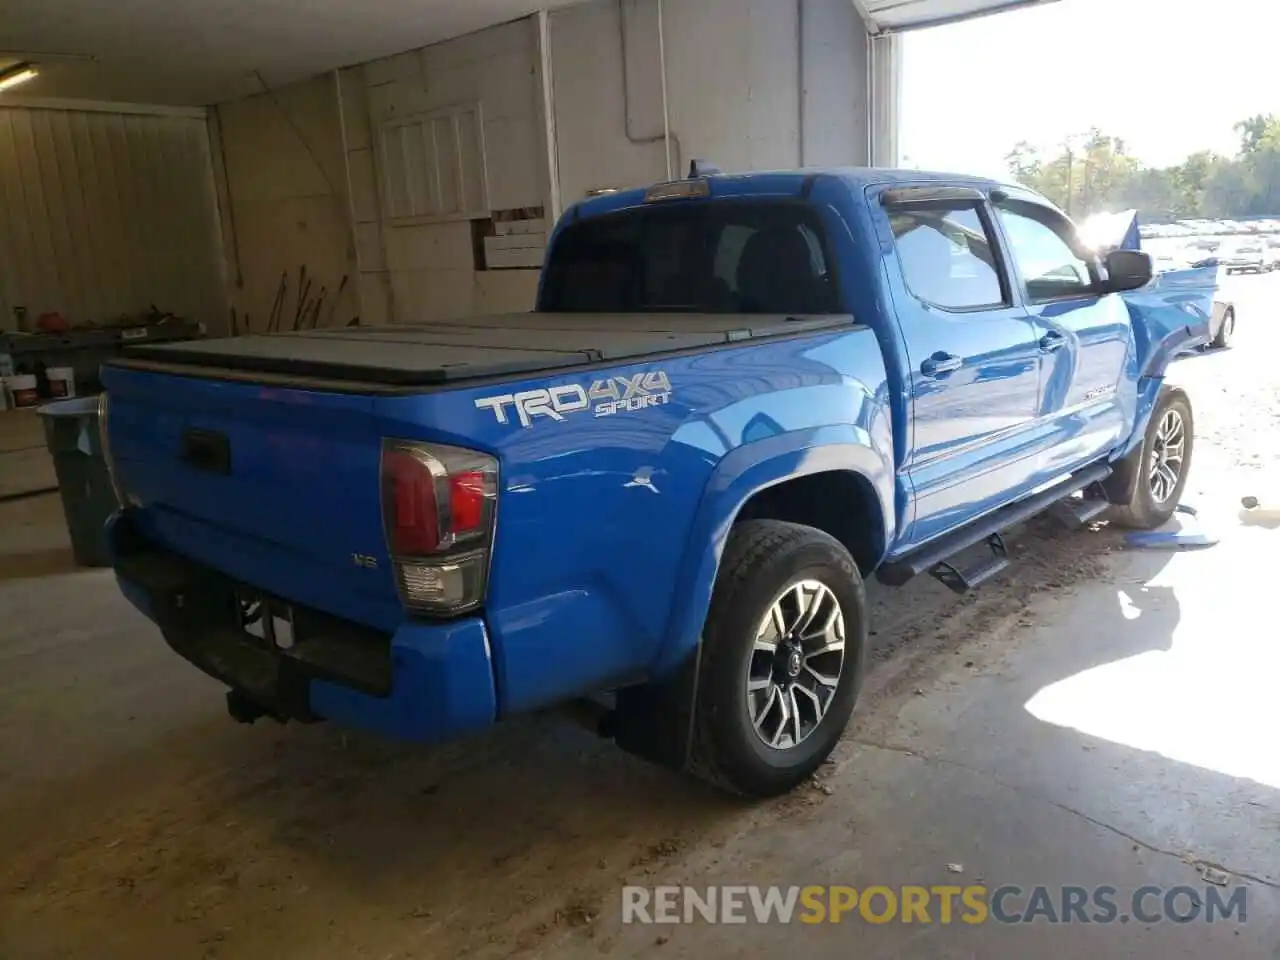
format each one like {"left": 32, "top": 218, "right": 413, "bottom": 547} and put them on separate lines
{"left": 990, "top": 196, "right": 1131, "bottom": 478}
{"left": 878, "top": 188, "right": 1044, "bottom": 547}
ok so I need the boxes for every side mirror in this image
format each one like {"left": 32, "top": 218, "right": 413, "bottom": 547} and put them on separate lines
{"left": 1102, "top": 250, "right": 1153, "bottom": 292}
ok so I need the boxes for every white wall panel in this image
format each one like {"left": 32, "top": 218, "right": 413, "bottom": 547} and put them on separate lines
{"left": 552, "top": 0, "right": 797, "bottom": 205}
{"left": 347, "top": 147, "right": 380, "bottom": 223}
{"left": 338, "top": 64, "right": 392, "bottom": 327}
{"left": 384, "top": 221, "right": 475, "bottom": 273}
{"left": 359, "top": 18, "right": 546, "bottom": 324}
{"left": 551, "top": 0, "right": 873, "bottom": 205}
{"left": 801, "top": 0, "right": 869, "bottom": 167}
{"left": 0, "top": 106, "right": 224, "bottom": 331}
{"left": 216, "top": 73, "right": 359, "bottom": 333}
{"left": 869, "top": 32, "right": 902, "bottom": 166}
{"left": 657, "top": 0, "right": 799, "bottom": 172}
{"left": 358, "top": 272, "right": 391, "bottom": 325}
{"left": 475, "top": 269, "right": 539, "bottom": 314}
{"left": 378, "top": 104, "right": 488, "bottom": 221}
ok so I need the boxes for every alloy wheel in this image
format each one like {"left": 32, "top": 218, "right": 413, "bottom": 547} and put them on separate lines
{"left": 1149, "top": 409, "right": 1186, "bottom": 503}
{"left": 746, "top": 580, "right": 846, "bottom": 750}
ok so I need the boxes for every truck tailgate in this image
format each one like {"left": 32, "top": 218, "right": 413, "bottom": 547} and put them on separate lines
{"left": 103, "top": 365, "right": 400, "bottom": 627}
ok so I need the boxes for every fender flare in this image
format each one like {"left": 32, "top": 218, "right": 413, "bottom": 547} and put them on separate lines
{"left": 651, "top": 425, "right": 894, "bottom": 677}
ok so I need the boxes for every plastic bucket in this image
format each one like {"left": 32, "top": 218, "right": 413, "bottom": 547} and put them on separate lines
{"left": 47, "top": 366, "right": 76, "bottom": 398}
{"left": 7, "top": 373, "right": 37, "bottom": 408}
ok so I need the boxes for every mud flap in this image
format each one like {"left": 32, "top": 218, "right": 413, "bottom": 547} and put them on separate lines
{"left": 613, "top": 647, "right": 701, "bottom": 773}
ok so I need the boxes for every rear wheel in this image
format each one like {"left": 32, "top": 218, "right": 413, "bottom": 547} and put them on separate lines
{"left": 1108, "top": 389, "right": 1194, "bottom": 530}
{"left": 690, "top": 520, "right": 866, "bottom": 797}
{"left": 1213, "top": 308, "right": 1234, "bottom": 348}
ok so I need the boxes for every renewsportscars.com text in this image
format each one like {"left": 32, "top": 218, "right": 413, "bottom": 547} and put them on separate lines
{"left": 622, "top": 884, "right": 1249, "bottom": 926}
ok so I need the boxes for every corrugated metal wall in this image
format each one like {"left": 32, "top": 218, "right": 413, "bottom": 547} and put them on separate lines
{"left": 0, "top": 106, "right": 226, "bottom": 330}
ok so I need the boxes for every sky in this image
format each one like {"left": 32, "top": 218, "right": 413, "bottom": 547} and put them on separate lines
{"left": 899, "top": 0, "right": 1280, "bottom": 178}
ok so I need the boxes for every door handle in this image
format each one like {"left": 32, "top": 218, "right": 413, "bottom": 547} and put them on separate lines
{"left": 181, "top": 428, "right": 231, "bottom": 475}
{"left": 1039, "top": 331, "right": 1067, "bottom": 352}
{"left": 921, "top": 352, "right": 963, "bottom": 377}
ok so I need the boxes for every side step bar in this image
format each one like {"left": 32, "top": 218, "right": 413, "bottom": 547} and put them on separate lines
{"left": 1053, "top": 483, "right": 1113, "bottom": 527}
{"left": 929, "top": 533, "right": 1009, "bottom": 594}
{"left": 877, "top": 463, "right": 1112, "bottom": 592}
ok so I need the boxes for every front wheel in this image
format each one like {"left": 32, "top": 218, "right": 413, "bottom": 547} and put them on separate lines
{"left": 690, "top": 520, "right": 867, "bottom": 797}
{"left": 1108, "top": 388, "right": 1194, "bottom": 530}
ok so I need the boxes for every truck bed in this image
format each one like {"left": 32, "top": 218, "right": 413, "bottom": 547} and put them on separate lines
{"left": 113, "top": 312, "right": 855, "bottom": 388}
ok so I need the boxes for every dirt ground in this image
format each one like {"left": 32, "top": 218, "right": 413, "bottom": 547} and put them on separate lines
{"left": 1, "top": 274, "right": 1277, "bottom": 959}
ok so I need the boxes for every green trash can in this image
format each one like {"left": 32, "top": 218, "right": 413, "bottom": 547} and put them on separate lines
{"left": 39, "top": 396, "right": 118, "bottom": 567}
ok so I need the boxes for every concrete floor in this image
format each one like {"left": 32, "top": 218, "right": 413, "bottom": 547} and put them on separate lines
{"left": 1, "top": 275, "right": 1278, "bottom": 959}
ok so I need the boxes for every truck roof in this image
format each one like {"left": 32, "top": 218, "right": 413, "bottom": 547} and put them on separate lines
{"left": 571, "top": 167, "right": 1015, "bottom": 222}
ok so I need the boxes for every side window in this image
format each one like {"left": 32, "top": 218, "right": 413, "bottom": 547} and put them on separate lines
{"left": 995, "top": 201, "right": 1095, "bottom": 301}
{"left": 888, "top": 202, "right": 1007, "bottom": 311}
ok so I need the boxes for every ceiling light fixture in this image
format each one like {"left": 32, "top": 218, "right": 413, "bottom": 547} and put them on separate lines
{"left": 0, "top": 63, "right": 39, "bottom": 93}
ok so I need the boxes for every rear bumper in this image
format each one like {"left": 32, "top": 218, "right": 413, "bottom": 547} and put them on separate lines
{"left": 107, "top": 511, "right": 497, "bottom": 742}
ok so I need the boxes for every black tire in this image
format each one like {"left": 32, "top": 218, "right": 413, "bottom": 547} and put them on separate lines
{"left": 689, "top": 520, "right": 867, "bottom": 797}
{"left": 1213, "top": 308, "right": 1234, "bottom": 348}
{"left": 1108, "top": 389, "right": 1194, "bottom": 530}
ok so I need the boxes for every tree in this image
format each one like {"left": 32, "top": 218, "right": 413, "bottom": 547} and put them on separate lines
{"left": 1004, "top": 130, "right": 1138, "bottom": 215}
{"left": 1005, "top": 141, "right": 1043, "bottom": 185}
{"left": 1235, "top": 114, "right": 1274, "bottom": 155}
{"left": 1076, "top": 129, "right": 1140, "bottom": 213}
{"left": 1203, "top": 162, "right": 1253, "bottom": 217}
{"left": 1171, "top": 150, "right": 1220, "bottom": 217}
{"left": 1006, "top": 116, "right": 1280, "bottom": 222}
{"left": 1117, "top": 168, "right": 1178, "bottom": 220}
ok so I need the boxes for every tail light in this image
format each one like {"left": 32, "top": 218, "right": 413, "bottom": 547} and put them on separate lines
{"left": 97, "top": 392, "right": 127, "bottom": 507}
{"left": 380, "top": 439, "right": 498, "bottom": 616}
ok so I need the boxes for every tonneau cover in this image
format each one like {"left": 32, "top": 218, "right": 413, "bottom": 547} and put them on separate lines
{"left": 117, "top": 313, "right": 855, "bottom": 386}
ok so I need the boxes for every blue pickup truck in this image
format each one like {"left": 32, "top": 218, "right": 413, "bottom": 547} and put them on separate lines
{"left": 99, "top": 167, "right": 1213, "bottom": 797}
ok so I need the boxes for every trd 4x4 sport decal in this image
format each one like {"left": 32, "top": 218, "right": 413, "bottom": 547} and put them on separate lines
{"left": 475, "top": 371, "right": 672, "bottom": 428}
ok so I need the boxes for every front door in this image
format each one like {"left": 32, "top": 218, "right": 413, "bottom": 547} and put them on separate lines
{"left": 990, "top": 197, "right": 1131, "bottom": 480}
{"left": 879, "top": 190, "right": 1044, "bottom": 548}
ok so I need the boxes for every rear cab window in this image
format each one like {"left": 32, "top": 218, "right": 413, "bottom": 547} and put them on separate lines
{"left": 538, "top": 201, "right": 839, "bottom": 315}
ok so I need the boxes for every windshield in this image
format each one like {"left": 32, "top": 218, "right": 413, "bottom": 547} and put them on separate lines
{"left": 538, "top": 200, "right": 839, "bottom": 314}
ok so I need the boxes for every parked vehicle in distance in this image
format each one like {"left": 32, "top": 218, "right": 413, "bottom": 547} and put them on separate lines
{"left": 1223, "top": 241, "right": 1266, "bottom": 274}
{"left": 99, "top": 167, "right": 1215, "bottom": 798}
{"left": 1264, "top": 238, "right": 1280, "bottom": 272}
{"left": 1210, "top": 298, "right": 1237, "bottom": 348}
